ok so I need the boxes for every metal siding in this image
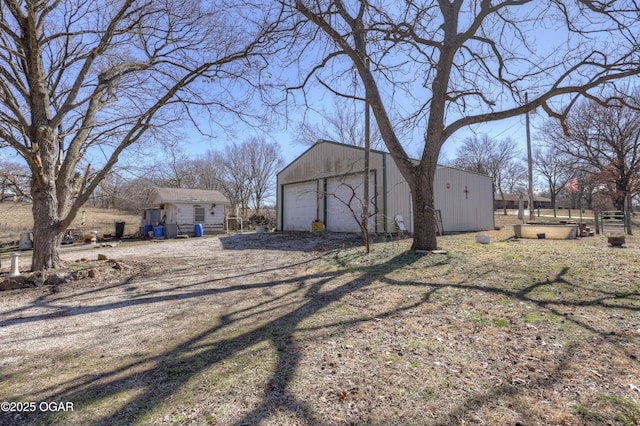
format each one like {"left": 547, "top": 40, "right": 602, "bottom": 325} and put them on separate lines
{"left": 282, "top": 181, "right": 320, "bottom": 231}
{"left": 474, "top": 173, "right": 495, "bottom": 230}
{"left": 277, "top": 141, "right": 494, "bottom": 234}
{"left": 434, "top": 167, "right": 456, "bottom": 232}
{"left": 278, "top": 142, "right": 384, "bottom": 184}
{"left": 277, "top": 141, "right": 385, "bottom": 232}
{"left": 325, "top": 173, "right": 376, "bottom": 232}
{"left": 383, "top": 158, "right": 413, "bottom": 232}
{"left": 434, "top": 166, "right": 494, "bottom": 232}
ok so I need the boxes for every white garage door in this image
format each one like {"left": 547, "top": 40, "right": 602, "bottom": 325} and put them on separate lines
{"left": 282, "top": 181, "right": 319, "bottom": 231}
{"left": 326, "top": 174, "right": 375, "bottom": 233}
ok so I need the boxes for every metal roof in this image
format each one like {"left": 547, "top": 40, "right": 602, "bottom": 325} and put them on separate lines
{"left": 150, "top": 187, "right": 229, "bottom": 204}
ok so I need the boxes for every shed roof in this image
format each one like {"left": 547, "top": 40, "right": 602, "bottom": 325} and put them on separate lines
{"left": 277, "top": 139, "right": 491, "bottom": 179}
{"left": 149, "top": 187, "right": 229, "bottom": 204}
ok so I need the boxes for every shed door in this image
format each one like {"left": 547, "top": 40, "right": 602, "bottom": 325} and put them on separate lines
{"left": 326, "top": 174, "right": 375, "bottom": 233}
{"left": 282, "top": 181, "right": 319, "bottom": 231}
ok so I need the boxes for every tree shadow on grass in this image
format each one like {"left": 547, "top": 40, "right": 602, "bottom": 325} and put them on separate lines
{"left": 4, "top": 244, "right": 639, "bottom": 425}
{"left": 387, "top": 264, "right": 640, "bottom": 424}
{"left": 0, "top": 253, "right": 324, "bottom": 328}
{"left": 5, "top": 249, "right": 430, "bottom": 425}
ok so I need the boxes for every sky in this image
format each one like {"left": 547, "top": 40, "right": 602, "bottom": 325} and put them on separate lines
{"left": 176, "top": 54, "right": 548, "bottom": 172}
{"left": 1, "top": 0, "right": 630, "bottom": 196}
{"left": 175, "top": 1, "right": 580, "bottom": 178}
{"left": 180, "top": 96, "right": 545, "bottom": 176}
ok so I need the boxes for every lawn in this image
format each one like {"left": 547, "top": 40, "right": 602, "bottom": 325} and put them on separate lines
{"left": 0, "top": 215, "right": 638, "bottom": 425}
{"left": 0, "top": 202, "right": 141, "bottom": 243}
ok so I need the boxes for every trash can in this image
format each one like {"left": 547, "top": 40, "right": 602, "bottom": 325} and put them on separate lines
{"left": 165, "top": 223, "right": 178, "bottom": 239}
{"left": 115, "top": 221, "right": 125, "bottom": 238}
{"left": 194, "top": 224, "right": 203, "bottom": 237}
{"left": 154, "top": 226, "right": 164, "bottom": 238}
{"left": 143, "top": 224, "right": 153, "bottom": 238}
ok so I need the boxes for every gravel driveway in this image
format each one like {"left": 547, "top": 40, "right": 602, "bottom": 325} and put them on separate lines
{"left": 0, "top": 232, "right": 361, "bottom": 363}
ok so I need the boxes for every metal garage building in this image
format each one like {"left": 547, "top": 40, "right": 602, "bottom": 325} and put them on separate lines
{"left": 276, "top": 140, "right": 494, "bottom": 234}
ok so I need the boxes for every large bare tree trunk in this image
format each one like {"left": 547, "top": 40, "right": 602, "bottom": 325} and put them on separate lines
{"left": 613, "top": 185, "right": 626, "bottom": 211}
{"left": 409, "top": 174, "right": 438, "bottom": 251}
{"left": 31, "top": 183, "right": 65, "bottom": 270}
{"left": 29, "top": 126, "right": 67, "bottom": 270}
{"left": 31, "top": 213, "right": 64, "bottom": 270}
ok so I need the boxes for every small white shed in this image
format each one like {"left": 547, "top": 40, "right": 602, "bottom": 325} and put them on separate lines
{"left": 276, "top": 140, "right": 495, "bottom": 234}
{"left": 142, "top": 187, "right": 229, "bottom": 237}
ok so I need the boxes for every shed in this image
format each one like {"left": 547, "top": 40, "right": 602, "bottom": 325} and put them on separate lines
{"left": 1, "top": 191, "right": 17, "bottom": 202}
{"left": 276, "top": 140, "right": 494, "bottom": 234}
{"left": 142, "top": 187, "right": 230, "bottom": 238}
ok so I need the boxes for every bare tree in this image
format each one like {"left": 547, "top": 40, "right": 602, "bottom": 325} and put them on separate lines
{"left": 214, "top": 138, "right": 284, "bottom": 216}
{"left": 325, "top": 173, "right": 377, "bottom": 245}
{"left": 452, "top": 135, "right": 526, "bottom": 214}
{"left": 192, "top": 150, "right": 226, "bottom": 191}
{"left": 0, "top": 0, "right": 278, "bottom": 269}
{"left": 245, "top": 137, "right": 284, "bottom": 211}
{"left": 297, "top": 98, "right": 385, "bottom": 150}
{"left": 218, "top": 143, "right": 252, "bottom": 217}
{"left": 0, "top": 156, "right": 30, "bottom": 201}
{"left": 502, "top": 161, "right": 528, "bottom": 196}
{"left": 156, "top": 143, "right": 199, "bottom": 189}
{"left": 545, "top": 96, "right": 640, "bottom": 211}
{"left": 533, "top": 144, "right": 575, "bottom": 214}
{"left": 94, "top": 174, "right": 122, "bottom": 208}
{"left": 285, "top": 1, "right": 640, "bottom": 251}
{"left": 112, "top": 176, "right": 156, "bottom": 212}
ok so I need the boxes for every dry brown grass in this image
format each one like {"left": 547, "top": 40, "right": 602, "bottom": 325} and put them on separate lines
{"left": 0, "top": 202, "right": 141, "bottom": 241}
{"left": 0, "top": 215, "right": 639, "bottom": 425}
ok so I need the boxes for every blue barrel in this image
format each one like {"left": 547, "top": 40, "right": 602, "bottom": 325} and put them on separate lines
{"left": 153, "top": 226, "right": 164, "bottom": 238}
{"left": 144, "top": 224, "right": 153, "bottom": 237}
{"left": 194, "top": 224, "right": 203, "bottom": 237}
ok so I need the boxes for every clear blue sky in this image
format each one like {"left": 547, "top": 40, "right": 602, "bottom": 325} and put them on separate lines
{"left": 182, "top": 105, "right": 542, "bottom": 173}
{"left": 176, "top": 0, "right": 632, "bottom": 188}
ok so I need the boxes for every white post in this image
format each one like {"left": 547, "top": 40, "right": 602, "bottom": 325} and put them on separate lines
{"left": 9, "top": 252, "right": 20, "bottom": 277}
{"left": 518, "top": 193, "right": 524, "bottom": 221}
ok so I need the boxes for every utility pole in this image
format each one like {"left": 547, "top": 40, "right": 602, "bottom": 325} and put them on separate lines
{"left": 363, "top": 58, "right": 371, "bottom": 253}
{"left": 525, "top": 92, "right": 535, "bottom": 221}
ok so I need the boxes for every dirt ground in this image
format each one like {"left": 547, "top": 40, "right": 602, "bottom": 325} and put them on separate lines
{"left": 1, "top": 226, "right": 639, "bottom": 425}
{"left": 0, "top": 231, "right": 363, "bottom": 322}
{"left": 0, "top": 232, "right": 368, "bottom": 424}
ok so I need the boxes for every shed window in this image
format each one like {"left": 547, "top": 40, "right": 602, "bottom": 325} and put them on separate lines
{"left": 194, "top": 205, "right": 205, "bottom": 223}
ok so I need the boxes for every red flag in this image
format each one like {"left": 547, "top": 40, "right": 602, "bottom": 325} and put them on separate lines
{"left": 565, "top": 172, "right": 578, "bottom": 193}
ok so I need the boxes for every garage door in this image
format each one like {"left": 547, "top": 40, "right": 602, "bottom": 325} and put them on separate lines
{"left": 282, "top": 181, "right": 319, "bottom": 231}
{"left": 326, "top": 174, "right": 375, "bottom": 233}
